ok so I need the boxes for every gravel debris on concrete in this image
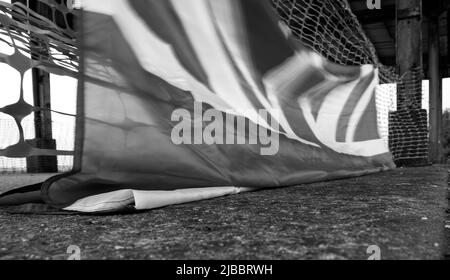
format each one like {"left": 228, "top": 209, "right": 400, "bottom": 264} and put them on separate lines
{"left": 0, "top": 166, "right": 448, "bottom": 260}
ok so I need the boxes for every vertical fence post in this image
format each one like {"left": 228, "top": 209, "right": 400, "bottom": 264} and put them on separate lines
{"left": 428, "top": 14, "right": 444, "bottom": 163}
{"left": 22, "top": 0, "right": 57, "bottom": 173}
{"left": 391, "top": 0, "right": 429, "bottom": 166}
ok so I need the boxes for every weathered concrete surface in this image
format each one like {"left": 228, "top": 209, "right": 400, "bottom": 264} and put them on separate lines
{"left": 0, "top": 166, "right": 448, "bottom": 260}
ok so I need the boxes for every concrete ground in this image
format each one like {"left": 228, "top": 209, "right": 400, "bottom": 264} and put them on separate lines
{"left": 0, "top": 166, "right": 449, "bottom": 260}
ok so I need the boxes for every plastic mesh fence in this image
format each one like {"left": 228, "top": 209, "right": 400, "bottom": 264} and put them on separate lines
{"left": 271, "top": 0, "right": 398, "bottom": 83}
{"left": 0, "top": 117, "right": 75, "bottom": 172}
{"left": 0, "top": 0, "right": 78, "bottom": 173}
{"left": 389, "top": 67, "right": 429, "bottom": 164}
{"left": 272, "top": 0, "right": 429, "bottom": 165}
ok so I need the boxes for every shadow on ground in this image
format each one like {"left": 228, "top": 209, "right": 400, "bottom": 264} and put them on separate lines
{"left": 0, "top": 166, "right": 449, "bottom": 260}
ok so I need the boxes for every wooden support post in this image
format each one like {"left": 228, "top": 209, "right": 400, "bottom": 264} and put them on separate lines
{"left": 428, "top": 16, "right": 444, "bottom": 163}
{"left": 32, "top": 69, "right": 53, "bottom": 140}
{"left": 24, "top": 0, "right": 58, "bottom": 173}
{"left": 390, "top": 0, "right": 429, "bottom": 166}
{"left": 447, "top": 9, "right": 450, "bottom": 76}
{"left": 396, "top": 0, "right": 422, "bottom": 109}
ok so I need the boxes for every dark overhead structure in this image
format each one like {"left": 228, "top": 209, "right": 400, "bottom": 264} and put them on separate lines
{"left": 350, "top": 0, "right": 448, "bottom": 164}
{"left": 349, "top": 0, "right": 450, "bottom": 73}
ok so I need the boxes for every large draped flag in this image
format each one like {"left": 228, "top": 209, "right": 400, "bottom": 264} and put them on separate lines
{"left": 0, "top": 0, "right": 395, "bottom": 212}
